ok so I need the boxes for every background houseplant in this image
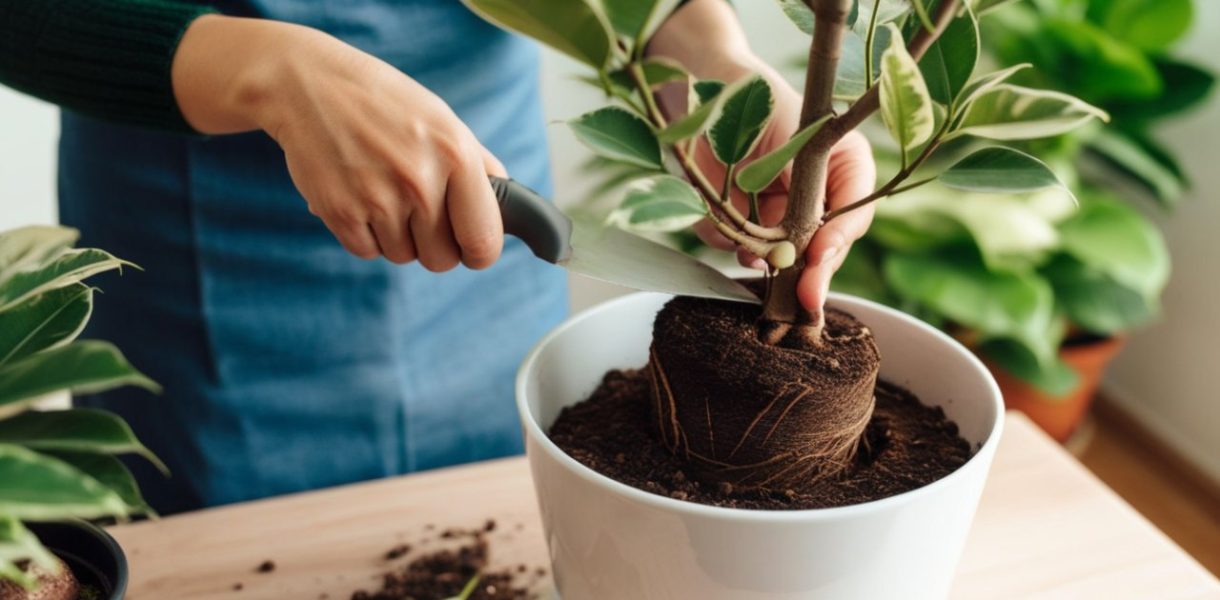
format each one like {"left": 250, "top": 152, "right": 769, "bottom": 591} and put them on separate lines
{"left": 0, "top": 225, "right": 161, "bottom": 598}
{"left": 830, "top": 0, "right": 1214, "bottom": 441}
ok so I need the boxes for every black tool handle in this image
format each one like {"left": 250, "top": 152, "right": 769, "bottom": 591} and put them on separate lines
{"left": 489, "top": 176, "right": 573, "bottom": 264}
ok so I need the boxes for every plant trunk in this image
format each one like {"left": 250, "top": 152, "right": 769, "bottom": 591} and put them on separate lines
{"left": 761, "top": 0, "right": 851, "bottom": 337}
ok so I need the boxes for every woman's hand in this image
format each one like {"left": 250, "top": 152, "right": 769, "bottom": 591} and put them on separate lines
{"left": 172, "top": 15, "right": 505, "bottom": 270}
{"left": 649, "top": 0, "right": 877, "bottom": 314}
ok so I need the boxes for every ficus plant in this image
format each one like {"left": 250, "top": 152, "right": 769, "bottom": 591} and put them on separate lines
{"left": 0, "top": 226, "right": 161, "bottom": 591}
{"left": 464, "top": 0, "right": 1107, "bottom": 488}
{"left": 467, "top": 0, "right": 1104, "bottom": 341}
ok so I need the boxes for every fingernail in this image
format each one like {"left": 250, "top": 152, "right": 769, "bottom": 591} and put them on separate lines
{"left": 817, "top": 245, "right": 840, "bottom": 266}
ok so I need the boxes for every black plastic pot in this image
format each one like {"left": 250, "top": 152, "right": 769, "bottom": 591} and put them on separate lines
{"left": 24, "top": 521, "right": 127, "bottom": 600}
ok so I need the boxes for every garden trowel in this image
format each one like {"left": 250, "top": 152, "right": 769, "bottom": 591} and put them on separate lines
{"left": 489, "top": 176, "right": 759, "bottom": 304}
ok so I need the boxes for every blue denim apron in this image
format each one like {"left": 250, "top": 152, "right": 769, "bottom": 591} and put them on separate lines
{"left": 58, "top": 1, "right": 568, "bottom": 513}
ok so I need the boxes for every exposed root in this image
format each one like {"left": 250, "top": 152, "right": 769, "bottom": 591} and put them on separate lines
{"left": 761, "top": 385, "right": 815, "bottom": 446}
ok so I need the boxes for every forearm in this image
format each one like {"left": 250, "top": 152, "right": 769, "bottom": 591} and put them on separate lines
{"left": 171, "top": 15, "right": 316, "bottom": 135}
{"left": 0, "top": 0, "right": 214, "bottom": 132}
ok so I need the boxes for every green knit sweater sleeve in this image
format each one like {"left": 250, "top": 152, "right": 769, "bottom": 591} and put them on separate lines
{"left": 0, "top": 0, "right": 216, "bottom": 132}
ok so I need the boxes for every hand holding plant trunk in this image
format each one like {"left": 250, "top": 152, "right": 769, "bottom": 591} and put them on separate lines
{"left": 466, "top": 0, "right": 1105, "bottom": 343}
{"left": 0, "top": 226, "right": 161, "bottom": 592}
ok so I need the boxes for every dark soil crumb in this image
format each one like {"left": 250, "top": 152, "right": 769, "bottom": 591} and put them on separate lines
{"left": 233, "top": 582, "right": 244, "bottom": 591}
{"left": 255, "top": 560, "right": 276, "bottom": 574}
{"left": 350, "top": 527, "right": 543, "bottom": 600}
{"left": 550, "top": 369, "right": 972, "bottom": 510}
{"left": 383, "top": 544, "right": 411, "bottom": 560}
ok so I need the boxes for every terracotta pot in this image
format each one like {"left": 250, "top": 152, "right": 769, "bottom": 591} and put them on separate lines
{"left": 987, "top": 336, "right": 1126, "bottom": 443}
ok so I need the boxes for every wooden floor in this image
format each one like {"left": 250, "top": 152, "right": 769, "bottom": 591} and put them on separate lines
{"left": 1075, "top": 403, "right": 1220, "bottom": 576}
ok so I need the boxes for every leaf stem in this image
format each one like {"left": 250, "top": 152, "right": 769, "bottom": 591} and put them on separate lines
{"left": 864, "top": 0, "right": 882, "bottom": 85}
{"left": 721, "top": 163, "right": 736, "bottom": 203}
{"left": 627, "top": 62, "right": 787, "bottom": 242}
{"left": 822, "top": 125, "right": 946, "bottom": 223}
{"left": 809, "top": 0, "right": 961, "bottom": 154}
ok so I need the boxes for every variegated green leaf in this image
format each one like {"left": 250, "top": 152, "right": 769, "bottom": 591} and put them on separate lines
{"left": 0, "top": 248, "right": 132, "bottom": 312}
{"left": 463, "top": 0, "right": 616, "bottom": 68}
{"left": 879, "top": 24, "right": 936, "bottom": 160}
{"left": 0, "top": 283, "right": 92, "bottom": 367}
{"left": 950, "top": 84, "right": 1109, "bottom": 141}
{"left": 0, "top": 226, "right": 78, "bottom": 286}
{"left": 708, "top": 77, "right": 774, "bottom": 165}
{"left": 0, "top": 444, "right": 130, "bottom": 520}
{"left": 0, "top": 341, "right": 159, "bottom": 418}
{"left": 569, "top": 107, "right": 663, "bottom": 169}
{"left": 735, "top": 115, "right": 830, "bottom": 193}
{"left": 607, "top": 175, "right": 706, "bottom": 232}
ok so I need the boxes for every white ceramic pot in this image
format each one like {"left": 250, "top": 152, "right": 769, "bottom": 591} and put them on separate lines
{"left": 517, "top": 292, "right": 1004, "bottom": 600}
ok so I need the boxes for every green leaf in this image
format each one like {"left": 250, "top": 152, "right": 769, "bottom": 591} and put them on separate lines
{"left": 0, "top": 249, "right": 132, "bottom": 312}
{"left": 659, "top": 76, "right": 748, "bottom": 144}
{"left": 951, "top": 84, "right": 1108, "bottom": 141}
{"left": 603, "top": 0, "right": 682, "bottom": 46}
{"left": 708, "top": 77, "right": 774, "bottom": 166}
{"left": 879, "top": 24, "right": 936, "bottom": 160}
{"left": 0, "top": 408, "right": 165, "bottom": 473}
{"left": 735, "top": 115, "right": 830, "bottom": 193}
{"left": 1056, "top": 198, "right": 1168, "bottom": 301}
{"left": 0, "top": 283, "right": 92, "bottom": 368}
{"left": 1040, "top": 19, "right": 1162, "bottom": 103}
{"left": 0, "top": 515, "right": 58, "bottom": 582}
{"left": 835, "top": 27, "right": 893, "bottom": 99}
{"left": 693, "top": 80, "right": 725, "bottom": 105}
{"left": 876, "top": 184, "right": 1064, "bottom": 271}
{"left": 463, "top": 0, "right": 615, "bottom": 68}
{"left": 1109, "top": 58, "right": 1216, "bottom": 125}
{"left": 608, "top": 58, "right": 688, "bottom": 91}
{"left": 1086, "top": 130, "right": 1183, "bottom": 205}
{"left": 775, "top": 0, "right": 815, "bottom": 34}
{"left": 0, "top": 283, "right": 91, "bottom": 371}
{"left": 956, "top": 63, "right": 1031, "bottom": 112}
{"left": 0, "top": 226, "right": 79, "bottom": 287}
{"left": 47, "top": 451, "right": 152, "bottom": 514}
{"left": 919, "top": 4, "right": 979, "bottom": 106}
{"left": 884, "top": 249, "right": 1059, "bottom": 364}
{"left": 1090, "top": 0, "right": 1192, "bottom": 52}
{"left": 981, "top": 338, "right": 1079, "bottom": 396}
{"left": 0, "top": 444, "right": 130, "bottom": 520}
{"left": 851, "top": 0, "right": 911, "bottom": 38}
{"left": 939, "top": 146, "right": 1071, "bottom": 197}
{"left": 0, "top": 341, "right": 160, "bottom": 418}
{"left": 569, "top": 107, "right": 663, "bottom": 169}
{"left": 1043, "top": 255, "right": 1157, "bottom": 334}
{"left": 607, "top": 175, "right": 706, "bottom": 232}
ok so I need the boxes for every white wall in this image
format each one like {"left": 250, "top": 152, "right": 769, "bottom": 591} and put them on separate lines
{"left": 2, "top": 5, "right": 1216, "bottom": 482}
{"left": 0, "top": 90, "right": 58, "bottom": 229}
{"left": 1102, "top": 1, "right": 1220, "bottom": 484}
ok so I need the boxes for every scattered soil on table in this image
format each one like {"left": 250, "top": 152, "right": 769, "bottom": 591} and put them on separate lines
{"left": 350, "top": 525, "right": 545, "bottom": 600}
{"left": 550, "top": 368, "right": 971, "bottom": 510}
{"left": 255, "top": 560, "right": 276, "bottom": 574}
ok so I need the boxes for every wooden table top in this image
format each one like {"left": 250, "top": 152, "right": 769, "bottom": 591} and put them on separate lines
{"left": 109, "top": 413, "right": 1219, "bottom": 599}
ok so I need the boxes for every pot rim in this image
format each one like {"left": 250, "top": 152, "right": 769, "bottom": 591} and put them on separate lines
{"left": 516, "top": 291, "right": 1005, "bottom": 522}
